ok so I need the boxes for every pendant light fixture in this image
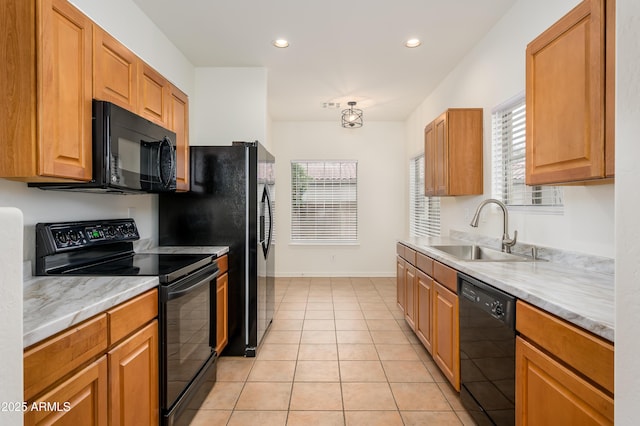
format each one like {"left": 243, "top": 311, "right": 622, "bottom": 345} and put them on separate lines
{"left": 341, "top": 101, "right": 363, "bottom": 128}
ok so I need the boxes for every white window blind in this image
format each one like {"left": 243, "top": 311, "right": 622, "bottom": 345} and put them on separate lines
{"left": 290, "top": 161, "right": 357, "bottom": 243}
{"left": 492, "top": 96, "right": 563, "bottom": 209}
{"left": 409, "top": 154, "right": 440, "bottom": 237}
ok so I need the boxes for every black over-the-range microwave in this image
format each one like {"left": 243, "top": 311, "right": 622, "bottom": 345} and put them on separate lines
{"left": 30, "top": 100, "right": 177, "bottom": 194}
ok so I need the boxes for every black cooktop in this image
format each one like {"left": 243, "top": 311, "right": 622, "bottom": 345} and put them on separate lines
{"left": 61, "top": 253, "right": 214, "bottom": 284}
{"left": 35, "top": 219, "right": 215, "bottom": 284}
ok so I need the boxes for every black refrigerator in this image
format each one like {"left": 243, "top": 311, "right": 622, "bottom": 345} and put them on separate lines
{"left": 159, "top": 141, "right": 275, "bottom": 357}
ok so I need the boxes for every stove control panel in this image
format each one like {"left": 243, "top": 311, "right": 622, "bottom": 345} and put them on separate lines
{"left": 36, "top": 219, "right": 140, "bottom": 254}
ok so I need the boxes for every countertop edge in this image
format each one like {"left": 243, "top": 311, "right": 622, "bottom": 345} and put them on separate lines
{"left": 23, "top": 276, "right": 158, "bottom": 348}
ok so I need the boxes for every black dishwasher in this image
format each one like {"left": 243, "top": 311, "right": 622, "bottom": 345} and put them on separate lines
{"left": 458, "top": 272, "right": 516, "bottom": 426}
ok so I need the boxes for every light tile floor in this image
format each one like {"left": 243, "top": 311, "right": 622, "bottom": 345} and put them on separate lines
{"left": 190, "top": 277, "right": 475, "bottom": 425}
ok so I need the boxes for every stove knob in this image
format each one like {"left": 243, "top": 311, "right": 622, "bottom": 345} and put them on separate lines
{"left": 68, "top": 231, "right": 79, "bottom": 242}
{"left": 104, "top": 226, "right": 116, "bottom": 238}
{"left": 55, "top": 231, "right": 68, "bottom": 245}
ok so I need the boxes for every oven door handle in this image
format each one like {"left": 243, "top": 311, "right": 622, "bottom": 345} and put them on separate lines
{"left": 166, "top": 270, "right": 219, "bottom": 301}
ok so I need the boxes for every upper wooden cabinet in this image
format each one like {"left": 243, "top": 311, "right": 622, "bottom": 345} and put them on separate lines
{"left": 525, "top": 0, "right": 615, "bottom": 185}
{"left": 93, "top": 27, "right": 138, "bottom": 112}
{"left": 169, "top": 85, "right": 190, "bottom": 191}
{"left": 139, "top": 62, "right": 170, "bottom": 127}
{"left": 424, "top": 108, "right": 483, "bottom": 196}
{"left": 1, "top": 0, "right": 93, "bottom": 182}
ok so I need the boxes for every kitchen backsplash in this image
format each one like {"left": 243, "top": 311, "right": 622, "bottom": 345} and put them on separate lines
{"left": 450, "top": 230, "right": 615, "bottom": 277}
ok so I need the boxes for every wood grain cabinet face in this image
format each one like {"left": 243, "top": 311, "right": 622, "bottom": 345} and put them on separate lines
{"left": 526, "top": 0, "right": 615, "bottom": 185}
{"left": 138, "top": 63, "right": 170, "bottom": 126}
{"left": 516, "top": 337, "right": 614, "bottom": 425}
{"left": 108, "top": 321, "right": 159, "bottom": 426}
{"left": 432, "top": 281, "right": 460, "bottom": 391}
{"left": 396, "top": 256, "right": 406, "bottom": 314}
{"left": 93, "top": 27, "right": 138, "bottom": 112}
{"left": 168, "top": 85, "right": 190, "bottom": 191}
{"left": 404, "top": 263, "right": 417, "bottom": 331}
{"left": 423, "top": 109, "right": 483, "bottom": 196}
{"left": 216, "top": 273, "right": 229, "bottom": 354}
{"left": 415, "top": 269, "right": 433, "bottom": 354}
{"left": 0, "top": 0, "right": 92, "bottom": 181}
{"left": 24, "top": 356, "right": 108, "bottom": 426}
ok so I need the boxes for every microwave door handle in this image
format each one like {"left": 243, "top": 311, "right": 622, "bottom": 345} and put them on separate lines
{"left": 158, "top": 137, "right": 175, "bottom": 189}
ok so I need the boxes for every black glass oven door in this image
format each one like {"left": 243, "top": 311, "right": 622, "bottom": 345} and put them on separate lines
{"left": 160, "top": 264, "right": 218, "bottom": 410}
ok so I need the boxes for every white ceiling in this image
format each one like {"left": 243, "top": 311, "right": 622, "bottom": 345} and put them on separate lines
{"left": 131, "top": 0, "right": 517, "bottom": 121}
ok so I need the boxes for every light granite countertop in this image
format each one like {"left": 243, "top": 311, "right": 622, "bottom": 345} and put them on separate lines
{"left": 23, "top": 245, "right": 229, "bottom": 348}
{"left": 401, "top": 236, "right": 615, "bottom": 342}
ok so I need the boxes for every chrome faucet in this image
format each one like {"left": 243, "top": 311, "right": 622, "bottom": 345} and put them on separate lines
{"left": 470, "top": 198, "right": 518, "bottom": 253}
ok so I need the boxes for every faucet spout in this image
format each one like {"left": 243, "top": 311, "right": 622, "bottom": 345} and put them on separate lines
{"left": 469, "top": 198, "right": 518, "bottom": 253}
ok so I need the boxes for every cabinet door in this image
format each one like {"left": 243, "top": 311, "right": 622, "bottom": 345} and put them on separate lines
{"left": 433, "top": 282, "right": 460, "bottom": 391}
{"left": 516, "top": 337, "right": 614, "bottom": 425}
{"left": 138, "top": 62, "right": 169, "bottom": 126}
{"left": 433, "top": 112, "right": 448, "bottom": 195}
{"left": 396, "top": 256, "right": 406, "bottom": 313}
{"left": 25, "top": 356, "right": 108, "bottom": 426}
{"left": 93, "top": 27, "right": 138, "bottom": 112}
{"left": 526, "top": 0, "right": 606, "bottom": 184}
{"left": 38, "top": 0, "right": 92, "bottom": 180}
{"left": 168, "top": 85, "right": 190, "bottom": 191}
{"left": 424, "top": 122, "right": 436, "bottom": 196}
{"left": 416, "top": 269, "right": 433, "bottom": 354}
{"left": 404, "top": 263, "right": 417, "bottom": 331}
{"left": 216, "top": 273, "right": 229, "bottom": 354}
{"left": 108, "top": 321, "right": 159, "bottom": 426}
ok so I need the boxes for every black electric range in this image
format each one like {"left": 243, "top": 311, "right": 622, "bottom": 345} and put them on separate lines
{"left": 35, "top": 218, "right": 220, "bottom": 426}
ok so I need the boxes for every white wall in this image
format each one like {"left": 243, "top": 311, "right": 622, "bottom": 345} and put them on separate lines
{"left": 405, "top": 0, "right": 615, "bottom": 258}
{"left": 615, "top": 0, "right": 640, "bottom": 421}
{"left": 192, "top": 68, "right": 269, "bottom": 149}
{"left": 272, "top": 121, "right": 405, "bottom": 277}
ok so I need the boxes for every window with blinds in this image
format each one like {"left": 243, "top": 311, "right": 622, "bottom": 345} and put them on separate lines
{"left": 409, "top": 154, "right": 441, "bottom": 237}
{"left": 290, "top": 161, "right": 357, "bottom": 243}
{"left": 492, "top": 96, "right": 563, "bottom": 210}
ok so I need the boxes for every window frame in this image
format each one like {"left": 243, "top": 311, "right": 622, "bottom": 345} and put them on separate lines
{"left": 290, "top": 160, "right": 358, "bottom": 245}
{"left": 409, "top": 153, "right": 440, "bottom": 237}
{"left": 491, "top": 94, "right": 563, "bottom": 214}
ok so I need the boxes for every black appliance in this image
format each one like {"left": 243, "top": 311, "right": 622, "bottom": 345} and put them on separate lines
{"left": 458, "top": 272, "right": 516, "bottom": 426}
{"left": 35, "top": 218, "right": 219, "bottom": 426}
{"left": 30, "top": 100, "right": 177, "bottom": 194}
{"left": 159, "top": 141, "right": 275, "bottom": 357}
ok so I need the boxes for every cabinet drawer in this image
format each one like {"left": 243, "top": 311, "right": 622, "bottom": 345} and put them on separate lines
{"left": 108, "top": 289, "right": 158, "bottom": 345}
{"left": 416, "top": 252, "right": 433, "bottom": 276}
{"left": 404, "top": 247, "right": 417, "bottom": 265}
{"left": 396, "top": 243, "right": 406, "bottom": 258}
{"left": 24, "top": 314, "right": 108, "bottom": 401}
{"left": 217, "top": 254, "right": 228, "bottom": 274}
{"left": 516, "top": 301, "right": 614, "bottom": 394}
{"left": 433, "top": 261, "right": 457, "bottom": 293}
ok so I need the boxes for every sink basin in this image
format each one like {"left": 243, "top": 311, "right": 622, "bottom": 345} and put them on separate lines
{"left": 430, "top": 245, "right": 534, "bottom": 262}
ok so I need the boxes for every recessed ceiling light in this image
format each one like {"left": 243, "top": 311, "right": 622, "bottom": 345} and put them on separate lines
{"left": 405, "top": 38, "right": 421, "bottom": 48}
{"left": 272, "top": 39, "right": 289, "bottom": 48}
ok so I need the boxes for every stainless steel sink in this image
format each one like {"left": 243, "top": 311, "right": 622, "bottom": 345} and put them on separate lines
{"left": 430, "top": 245, "right": 534, "bottom": 262}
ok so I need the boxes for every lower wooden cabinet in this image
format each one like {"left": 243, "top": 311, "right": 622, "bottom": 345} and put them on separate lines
{"left": 396, "top": 256, "right": 406, "bottom": 314}
{"left": 516, "top": 337, "right": 614, "bottom": 425}
{"left": 515, "top": 300, "right": 614, "bottom": 425}
{"left": 404, "top": 263, "right": 417, "bottom": 330}
{"left": 396, "top": 243, "right": 459, "bottom": 390}
{"left": 24, "top": 289, "right": 159, "bottom": 426}
{"left": 108, "top": 321, "right": 158, "bottom": 426}
{"left": 24, "top": 356, "right": 108, "bottom": 426}
{"left": 433, "top": 281, "right": 460, "bottom": 391}
{"left": 415, "top": 269, "right": 433, "bottom": 354}
{"left": 216, "top": 272, "right": 229, "bottom": 354}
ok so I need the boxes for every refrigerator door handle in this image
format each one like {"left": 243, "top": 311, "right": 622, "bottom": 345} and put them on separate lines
{"left": 261, "top": 185, "right": 273, "bottom": 258}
